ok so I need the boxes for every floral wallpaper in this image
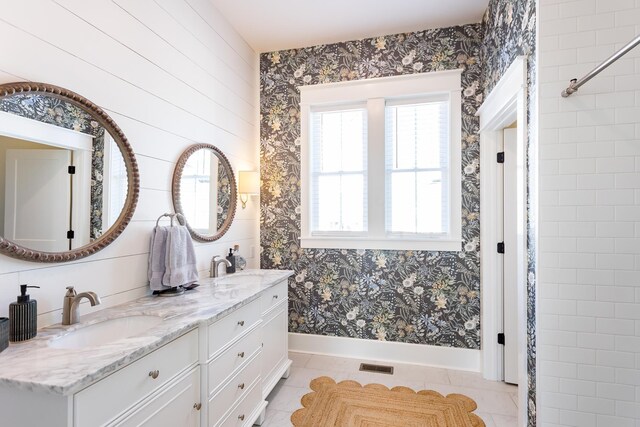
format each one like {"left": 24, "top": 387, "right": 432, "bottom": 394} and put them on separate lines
{"left": 260, "top": 24, "right": 484, "bottom": 349}
{"left": 0, "top": 93, "right": 106, "bottom": 242}
{"left": 482, "top": 0, "right": 537, "bottom": 425}
{"left": 216, "top": 161, "right": 231, "bottom": 230}
{"left": 89, "top": 132, "right": 106, "bottom": 240}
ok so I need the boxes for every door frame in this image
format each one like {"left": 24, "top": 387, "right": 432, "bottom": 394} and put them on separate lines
{"left": 476, "top": 56, "right": 528, "bottom": 425}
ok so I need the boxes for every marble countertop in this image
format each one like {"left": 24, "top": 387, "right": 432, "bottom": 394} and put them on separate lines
{"left": 0, "top": 269, "right": 293, "bottom": 396}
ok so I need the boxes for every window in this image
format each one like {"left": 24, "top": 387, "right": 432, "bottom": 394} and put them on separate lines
{"left": 179, "top": 149, "right": 219, "bottom": 234}
{"left": 300, "top": 71, "right": 462, "bottom": 251}
{"left": 310, "top": 106, "right": 367, "bottom": 233}
{"left": 385, "top": 98, "right": 450, "bottom": 236}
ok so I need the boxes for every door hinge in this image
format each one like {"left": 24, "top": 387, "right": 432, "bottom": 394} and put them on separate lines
{"left": 497, "top": 333, "right": 505, "bottom": 345}
{"left": 67, "top": 230, "right": 75, "bottom": 239}
{"left": 497, "top": 242, "right": 505, "bottom": 253}
{"left": 497, "top": 152, "right": 505, "bottom": 163}
{"left": 68, "top": 165, "right": 76, "bottom": 174}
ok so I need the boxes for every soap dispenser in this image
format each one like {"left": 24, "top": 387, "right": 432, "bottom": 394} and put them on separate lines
{"left": 9, "top": 285, "right": 40, "bottom": 342}
{"left": 226, "top": 248, "right": 236, "bottom": 274}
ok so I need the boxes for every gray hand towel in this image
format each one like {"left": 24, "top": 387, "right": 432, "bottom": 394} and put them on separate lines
{"left": 163, "top": 225, "right": 198, "bottom": 288}
{"left": 148, "top": 226, "right": 171, "bottom": 291}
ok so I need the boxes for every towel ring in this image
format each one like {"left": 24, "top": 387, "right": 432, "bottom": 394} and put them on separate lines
{"left": 155, "top": 213, "right": 186, "bottom": 228}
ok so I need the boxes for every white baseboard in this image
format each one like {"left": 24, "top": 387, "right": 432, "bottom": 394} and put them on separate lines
{"left": 288, "top": 333, "right": 480, "bottom": 372}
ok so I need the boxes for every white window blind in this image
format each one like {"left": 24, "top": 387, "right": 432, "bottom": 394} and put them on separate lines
{"left": 385, "top": 98, "right": 450, "bottom": 236}
{"left": 310, "top": 106, "right": 367, "bottom": 233}
{"left": 180, "top": 150, "right": 217, "bottom": 234}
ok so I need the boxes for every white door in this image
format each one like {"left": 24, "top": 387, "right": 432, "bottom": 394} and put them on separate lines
{"left": 502, "top": 128, "right": 518, "bottom": 385}
{"left": 4, "top": 148, "right": 71, "bottom": 252}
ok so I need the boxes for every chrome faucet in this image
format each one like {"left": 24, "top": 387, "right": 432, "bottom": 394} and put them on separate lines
{"left": 62, "top": 286, "right": 101, "bottom": 325}
{"left": 210, "top": 256, "right": 232, "bottom": 278}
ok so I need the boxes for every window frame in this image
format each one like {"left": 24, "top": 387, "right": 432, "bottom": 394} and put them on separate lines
{"left": 300, "top": 70, "right": 463, "bottom": 251}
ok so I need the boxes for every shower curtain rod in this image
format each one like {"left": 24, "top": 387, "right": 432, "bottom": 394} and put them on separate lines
{"left": 561, "top": 34, "right": 640, "bottom": 97}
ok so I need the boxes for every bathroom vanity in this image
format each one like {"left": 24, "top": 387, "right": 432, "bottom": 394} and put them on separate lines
{"left": 0, "top": 269, "right": 292, "bottom": 427}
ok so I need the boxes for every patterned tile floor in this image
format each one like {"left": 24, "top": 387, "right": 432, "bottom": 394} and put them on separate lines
{"left": 262, "top": 352, "right": 518, "bottom": 427}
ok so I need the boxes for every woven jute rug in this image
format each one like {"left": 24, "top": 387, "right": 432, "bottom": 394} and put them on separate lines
{"left": 291, "top": 376, "right": 485, "bottom": 427}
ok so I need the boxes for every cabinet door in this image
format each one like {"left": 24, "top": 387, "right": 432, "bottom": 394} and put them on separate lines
{"left": 114, "top": 367, "right": 201, "bottom": 427}
{"left": 261, "top": 303, "right": 287, "bottom": 396}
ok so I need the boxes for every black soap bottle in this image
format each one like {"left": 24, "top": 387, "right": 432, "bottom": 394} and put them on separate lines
{"left": 226, "top": 248, "right": 236, "bottom": 274}
{"left": 9, "top": 285, "right": 40, "bottom": 342}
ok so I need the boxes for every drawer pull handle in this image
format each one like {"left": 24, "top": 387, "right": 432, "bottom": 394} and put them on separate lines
{"left": 148, "top": 370, "right": 160, "bottom": 379}
{"left": 238, "top": 351, "right": 245, "bottom": 358}
{"left": 237, "top": 320, "right": 245, "bottom": 326}
{"left": 238, "top": 382, "right": 245, "bottom": 390}
{"left": 273, "top": 295, "right": 278, "bottom": 299}
{"left": 193, "top": 403, "right": 202, "bottom": 411}
{"left": 238, "top": 414, "right": 245, "bottom": 421}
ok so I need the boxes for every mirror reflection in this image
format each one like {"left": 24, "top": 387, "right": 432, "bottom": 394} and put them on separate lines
{"left": 173, "top": 144, "right": 236, "bottom": 242}
{"left": 0, "top": 93, "right": 128, "bottom": 252}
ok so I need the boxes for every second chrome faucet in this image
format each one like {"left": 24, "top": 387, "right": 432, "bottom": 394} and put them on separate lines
{"left": 62, "top": 286, "right": 101, "bottom": 325}
{"left": 210, "top": 256, "right": 232, "bottom": 278}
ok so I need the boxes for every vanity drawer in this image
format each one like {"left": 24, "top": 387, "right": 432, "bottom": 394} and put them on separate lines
{"left": 75, "top": 329, "right": 199, "bottom": 427}
{"left": 113, "top": 366, "right": 200, "bottom": 427}
{"left": 208, "top": 299, "right": 260, "bottom": 358}
{"left": 260, "top": 280, "right": 288, "bottom": 314}
{"left": 219, "top": 380, "right": 262, "bottom": 427}
{"left": 208, "top": 326, "right": 261, "bottom": 392}
{"left": 208, "top": 353, "right": 260, "bottom": 426}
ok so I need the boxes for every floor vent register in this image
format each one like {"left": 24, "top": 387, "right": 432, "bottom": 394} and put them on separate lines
{"left": 359, "top": 363, "right": 394, "bottom": 375}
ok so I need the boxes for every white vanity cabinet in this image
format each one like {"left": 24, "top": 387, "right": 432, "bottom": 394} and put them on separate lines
{"left": 260, "top": 279, "right": 292, "bottom": 399}
{"left": 0, "top": 272, "right": 293, "bottom": 427}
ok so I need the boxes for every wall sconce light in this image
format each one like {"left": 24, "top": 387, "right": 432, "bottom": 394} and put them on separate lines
{"left": 238, "top": 171, "right": 259, "bottom": 209}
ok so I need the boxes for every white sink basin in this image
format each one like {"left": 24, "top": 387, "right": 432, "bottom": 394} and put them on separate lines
{"left": 48, "top": 315, "right": 163, "bottom": 349}
{"left": 215, "top": 273, "right": 263, "bottom": 286}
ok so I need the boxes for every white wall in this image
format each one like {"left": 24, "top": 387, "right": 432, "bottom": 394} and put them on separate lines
{"left": 538, "top": 1, "right": 640, "bottom": 426}
{"left": 0, "top": 0, "right": 260, "bottom": 328}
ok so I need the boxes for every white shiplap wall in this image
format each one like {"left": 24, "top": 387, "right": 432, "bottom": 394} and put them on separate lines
{"left": 538, "top": 0, "right": 640, "bottom": 426}
{"left": 0, "top": 0, "right": 260, "bottom": 328}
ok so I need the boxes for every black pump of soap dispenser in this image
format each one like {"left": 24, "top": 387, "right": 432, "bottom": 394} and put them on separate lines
{"left": 17, "top": 284, "right": 38, "bottom": 302}
{"left": 9, "top": 285, "right": 40, "bottom": 342}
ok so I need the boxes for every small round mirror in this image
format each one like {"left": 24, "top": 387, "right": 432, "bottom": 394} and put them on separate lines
{"left": 172, "top": 144, "right": 236, "bottom": 241}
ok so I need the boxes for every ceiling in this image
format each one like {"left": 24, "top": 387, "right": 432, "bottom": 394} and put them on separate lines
{"left": 210, "top": 0, "right": 490, "bottom": 53}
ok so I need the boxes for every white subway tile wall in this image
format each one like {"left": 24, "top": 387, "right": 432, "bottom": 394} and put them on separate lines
{"left": 539, "top": 0, "right": 640, "bottom": 425}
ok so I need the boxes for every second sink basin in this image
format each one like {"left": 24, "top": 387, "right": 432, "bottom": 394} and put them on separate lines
{"left": 215, "top": 273, "right": 265, "bottom": 286}
{"left": 48, "top": 315, "right": 163, "bottom": 350}
{"left": 213, "top": 270, "right": 275, "bottom": 286}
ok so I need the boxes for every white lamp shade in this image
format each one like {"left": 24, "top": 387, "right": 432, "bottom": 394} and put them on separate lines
{"left": 238, "top": 171, "right": 260, "bottom": 194}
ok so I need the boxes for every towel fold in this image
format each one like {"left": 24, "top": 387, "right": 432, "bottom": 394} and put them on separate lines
{"left": 162, "top": 225, "right": 198, "bottom": 288}
{"left": 148, "top": 226, "right": 170, "bottom": 292}
{"left": 148, "top": 224, "right": 198, "bottom": 291}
